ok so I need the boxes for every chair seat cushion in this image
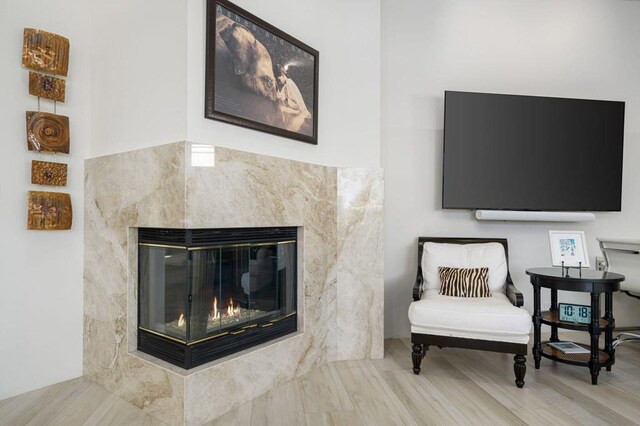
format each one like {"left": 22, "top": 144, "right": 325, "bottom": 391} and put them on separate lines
{"left": 408, "top": 289, "right": 531, "bottom": 344}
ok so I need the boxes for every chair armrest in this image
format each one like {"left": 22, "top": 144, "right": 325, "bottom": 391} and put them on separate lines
{"left": 505, "top": 273, "right": 524, "bottom": 307}
{"left": 413, "top": 267, "right": 424, "bottom": 301}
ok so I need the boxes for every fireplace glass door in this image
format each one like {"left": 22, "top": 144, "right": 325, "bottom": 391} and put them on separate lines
{"left": 138, "top": 227, "right": 297, "bottom": 368}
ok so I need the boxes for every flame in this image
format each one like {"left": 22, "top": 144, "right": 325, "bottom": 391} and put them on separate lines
{"left": 226, "top": 297, "right": 241, "bottom": 317}
{"left": 210, "top": 296, "right": 242, "bottom": 320}
{"left": 227, "top": 297, "right": 234, "bottom": 316}
{"left": 211, "top": 297, "right": 220, "bottom": 320}
{"left": 178, "top": 313, "right": 185, "bottom": 327}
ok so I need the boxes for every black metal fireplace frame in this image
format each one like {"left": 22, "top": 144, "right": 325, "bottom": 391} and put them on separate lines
{"left": 137, "top": 227, "right": 298, "bottom": 369}
{"left": 138, "top": 314, "right": 297, "bottom": 369}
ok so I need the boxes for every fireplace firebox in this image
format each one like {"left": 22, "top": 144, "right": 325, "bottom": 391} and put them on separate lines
{"left": 137, "top": 227, "right": 297, "bottom": 369}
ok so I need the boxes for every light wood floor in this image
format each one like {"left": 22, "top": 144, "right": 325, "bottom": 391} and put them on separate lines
{"left": 2, "top": 333, "right": 640, "bottom": 425}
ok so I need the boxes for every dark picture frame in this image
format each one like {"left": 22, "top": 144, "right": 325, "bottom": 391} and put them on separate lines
{"left": 205, "top": 0, "right": 319, "bottom": 145}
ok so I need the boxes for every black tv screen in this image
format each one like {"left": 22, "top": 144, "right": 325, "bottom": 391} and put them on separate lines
{"left": 442, "top": 91, "right": 625, "bottom": 211}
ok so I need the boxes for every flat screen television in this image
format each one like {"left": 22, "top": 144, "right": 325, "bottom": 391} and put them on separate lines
{"left": 442, "top": 91, "right": 625, "bottom": 212}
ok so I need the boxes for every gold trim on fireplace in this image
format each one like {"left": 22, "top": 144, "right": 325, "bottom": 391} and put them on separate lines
{"left": 139, "top": 312, "right": 297, "bottom": 346}
{"left": 138, "top": 243, "right": 188, "bottom": 250}
{"left": 188, "top": 243, "right": 250, "bottom": 251}
{"left": 270, "top": 312, "right": 296, "bottom": 323}
{"left": 188, "top": 331, "right": 230, "bottom": 345}
{"left": 188, "top": 240, "right": 296, "bottom": 251}
{"left": 138, "top": 326, "right": 187, "bottom": 344}
{"left": 139, "top": 240, "right": 296, "bottom": 251}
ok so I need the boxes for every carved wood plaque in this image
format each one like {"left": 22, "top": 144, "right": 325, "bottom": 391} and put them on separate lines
{"left": 26, "top": 111, "right": 70, "bottom": 153}
{"left": 27, "top": 191, "right": 72, "bottom": 230}
{"left": 22, "top": 28, "right": 70, "bottom": 76}
{"left": 29, "top": 71, "right": 66, "bottom": 102}
{"left": 31, "top": 161, "right": 68, "bottom": 186}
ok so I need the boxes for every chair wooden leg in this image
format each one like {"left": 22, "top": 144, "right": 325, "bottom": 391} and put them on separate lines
{"left": 412, "top": 344, "right": 423, "bottom": 374}
{"left": 514, "top": 354, "right": 526, "bottom": 388}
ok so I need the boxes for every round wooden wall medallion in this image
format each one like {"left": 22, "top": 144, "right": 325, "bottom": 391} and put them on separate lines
{"left": 26, "top": 111, "right": 70, "bottom": 154}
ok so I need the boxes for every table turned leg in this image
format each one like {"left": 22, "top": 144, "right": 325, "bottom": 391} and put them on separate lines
{"left": 604, "top": 291, "right": 615, "bottom": 372}
{"left": 590, "top": 292, "right": 601, "bottom": 385}
{"left": 550, "top": 288, "right": 559, "bottom": 342}
{"left": 533, "top": 279, "right": 542, "bottom": 369}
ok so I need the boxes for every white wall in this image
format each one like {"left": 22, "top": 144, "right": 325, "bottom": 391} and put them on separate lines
{"left": 0, "top": 0, "right": 90, "bottom": 398}
{"left": 0, "top": 0, "right": 381, "bottom": 400}
{"left": 186, "top": 0, "right": 381, "bottom": 168}
{"left": 89, "top": 0, "right": 381, "bottom": 166}
{"left": 90, "top": 0, "right": 188, "bottom": 158}
{"left": 382, "top": 0, "right": 640, "bottom": 337}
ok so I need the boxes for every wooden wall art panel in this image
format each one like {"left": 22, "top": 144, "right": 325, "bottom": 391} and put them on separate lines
{"left": 22, "top": 28, "right": 69, "bottom": 76}
{"left": 29, "top": 71, "right": 66, "bottom": 102}
{"left": 26, "top": 111, "right": 70, "bottom": 153}
{"left": 31, "top": 160, "right": 68, "bottom": 186}
{"left": 27, "top": 191, "right": 72, "bottom": 230}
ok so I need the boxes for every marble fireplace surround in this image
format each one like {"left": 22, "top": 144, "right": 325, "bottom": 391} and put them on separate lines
{"left": 84, "top": 142, "right": 383, "bottom": 425}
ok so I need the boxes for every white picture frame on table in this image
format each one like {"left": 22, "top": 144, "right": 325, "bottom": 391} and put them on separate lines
{"left": 549, "top": 230, "right": 590, "bottom": 268}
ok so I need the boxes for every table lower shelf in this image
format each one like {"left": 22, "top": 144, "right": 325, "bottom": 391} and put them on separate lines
{"left": 541, "top": 311, "right": 612, "bottom": 331}
{"left": 541, "top": 342, "right": 610, "bottom": 367}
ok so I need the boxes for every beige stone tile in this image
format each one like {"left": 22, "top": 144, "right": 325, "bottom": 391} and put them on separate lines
{"left": 299, "top": 364, "right": 353, "bottom": 414}
{"left": 336, "top": 168, "right": 384, "bottom": 361}
{"left": 25, "top": 378, "right": 110, "bottom": 425}
{"left": 334, "top": 360, "right": 417, "bottom": 425}
{"left": 203, "top": 400, "right": 252, "bottom": 426}
{"left": 408, "top": 352, "right": 526, "bottom": 425}
{"left": 0, "top": 378, "right": 78, "bottom": 425}
{"left": 304, "top": 410, "right": 364, "bottom": 426}
{"left": 4, "top": 339, "right": 640, "bottom": 425}
{"left": 85, "top": 142, "right": 385, "bottom": 423}
{"left": 249, "top": 380, "right": 305, "bottom": 426}
{"left": 381, "top": 369, "right": 466, "bottom": 425}
{"left": 83, "top": 393, "right": 167, "bottom": 425}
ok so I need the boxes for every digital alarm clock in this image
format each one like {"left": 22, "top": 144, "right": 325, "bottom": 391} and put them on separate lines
{"left": 558, "top": 303, "right": 591, "bottom": 324}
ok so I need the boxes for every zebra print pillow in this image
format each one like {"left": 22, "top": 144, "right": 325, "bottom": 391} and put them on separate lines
{"left": 438, "top": 267, "right": 491, "bottom": 297}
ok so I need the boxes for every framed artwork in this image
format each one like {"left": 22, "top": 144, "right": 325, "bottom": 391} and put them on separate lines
{"left": 549, "top": 230, "right": 590, "bottom": 268}
{"left": 205, "top": 0, "right": 319, "bottom": 145}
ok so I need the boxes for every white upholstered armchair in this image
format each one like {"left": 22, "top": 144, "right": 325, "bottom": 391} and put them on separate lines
{"left": 408, "top": 237, "right": 531, "bottom": 387}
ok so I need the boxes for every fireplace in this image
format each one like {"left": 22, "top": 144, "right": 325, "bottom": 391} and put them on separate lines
{"left": 137, "top": 227, "right": 298, "bottom": 369}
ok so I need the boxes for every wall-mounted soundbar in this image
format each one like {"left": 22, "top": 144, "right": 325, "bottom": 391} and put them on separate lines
{"left": 475, "top": 210, "right": 596, "bottom": 222}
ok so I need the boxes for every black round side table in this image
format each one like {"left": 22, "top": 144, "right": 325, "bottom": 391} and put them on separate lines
{"left": 526, "top": 267, "right": 624, "bottom": 385}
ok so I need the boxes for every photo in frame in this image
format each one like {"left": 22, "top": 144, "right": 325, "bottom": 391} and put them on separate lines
{"left": 549, "top": 230, "right": 590, "bottom": 268}
{"left": 205, "top": 0, "right": 319, "bottom": 144}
